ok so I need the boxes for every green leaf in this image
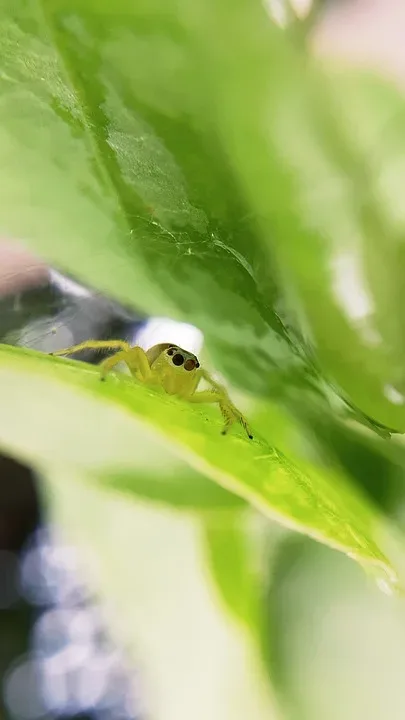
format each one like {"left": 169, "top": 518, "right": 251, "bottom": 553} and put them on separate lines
{"left": 43, "top": 471, "right": 277, "bottom": 720}
{"left": 269, "top": 537, "right": 405, "bottom": 720}
{"left": 3, "top": 0, "right": 405, "bottom": 426}
{"left": 0, "top": 0, "right": 312, "bottom": 399}
{"left": 102, "top": 467, "right": 246, "bottom": 511}
{"left": 0, "top": 343, "right": 397, "bottom": 587}
{"left": 203, "top": 512, "right": 264, "bottom": 628}
{"left": 175, "top": 0, "right": 405, "bottom": 430}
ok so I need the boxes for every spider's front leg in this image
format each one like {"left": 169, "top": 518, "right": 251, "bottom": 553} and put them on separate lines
{"left": 51, "top": 340, "right": 131, "bottom": 357}
{"left": 99, "top": 345, "right": 152, "bottom": 383}
{"left": 186, "top": 370, "right": 253, "bottom": 439}
{"left": 51, "top": 339, "right": 152, "bottom": 383}
{"left": 219, "top": 396, "right": 253, "bottom": 440}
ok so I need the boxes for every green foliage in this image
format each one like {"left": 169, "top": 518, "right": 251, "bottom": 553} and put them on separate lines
{"left": 0, "top": 343, "right": 395, "bottom": 575}
{"left": 1, "top": 0, "right": 405, "bottom": 718}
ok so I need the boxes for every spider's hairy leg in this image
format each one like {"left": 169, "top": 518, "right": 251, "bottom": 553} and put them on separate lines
{"left": 51, "top": 340, "right": 131, "bottom": 357}
{"left": 123, "top": 345, "right": 152, "bottom": 382}
{"left": 51, "top": 340, "right": 152, "bottom": 383}
{"left": 100, "top": 345, "right": 152, "bottom": 383}
{"left": 198, "top": 369, "right": 253, "bottom": 439}
{"left": 219, "top": 399, "right": 253, "bottom": 439}
{"left": 186, "top": 389, "right": 253, "bottom": 439}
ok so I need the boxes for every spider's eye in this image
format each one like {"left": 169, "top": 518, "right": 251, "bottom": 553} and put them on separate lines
{"left": 184, "top": 358, "right": 196, "bottom": 371}
{"left": 167, "top": 348, "right": 175, "bottom": 356}
{"left": 172, "top": 353, "right": 184, "bottom": 366}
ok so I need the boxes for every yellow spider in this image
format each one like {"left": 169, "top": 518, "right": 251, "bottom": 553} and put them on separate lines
{"left": 51, "top": 340, "right": 253, "bottom": 439}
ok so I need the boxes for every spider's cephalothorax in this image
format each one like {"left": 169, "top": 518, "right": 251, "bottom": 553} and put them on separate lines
{"left": 51, "top": 340, "right": 253, "bottom": 438}
{"left": 146, "top": 343, "right": 201, "bottom": 397}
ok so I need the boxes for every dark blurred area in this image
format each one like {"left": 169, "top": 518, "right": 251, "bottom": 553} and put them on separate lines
{"left": 0, "top": 456, "right": 39, "bottom": 720}
{"left": 0, "top": 242, "right": 145, "bottom": 720}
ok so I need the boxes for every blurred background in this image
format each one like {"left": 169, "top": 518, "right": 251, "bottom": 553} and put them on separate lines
{"left": 0, "top": 243, "right": 205, "bottom": 720}
{"left": 0, "top": 243, "right": 149, "bottom": 720}
{"left": 3, "top": 0, "right": 405, "bottom": 719}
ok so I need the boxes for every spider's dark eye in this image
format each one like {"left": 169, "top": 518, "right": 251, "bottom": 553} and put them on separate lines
{"left": 184, "top": 358, "right": 197, "bottom": 371}
{"left": 195, "top": 361, "right": 200, "bottom": 368}
{"left": 167, "top": 348, "right": 175, "bottom": 356}
{"left": 172, "top": 353, "right": 184, "bottom": 366}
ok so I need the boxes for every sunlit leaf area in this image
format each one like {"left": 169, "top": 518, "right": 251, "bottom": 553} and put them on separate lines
{"left": 2, "top": 0, "right": 405, "bottom": 719}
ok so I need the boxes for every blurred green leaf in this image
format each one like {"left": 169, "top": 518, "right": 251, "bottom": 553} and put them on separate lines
{"left": 102, "top": 467, "right": 246, "bottom": 511}
{"left": 203, "top": 512, "right": 263, "bottom": 628}
{"left": 44, "top": 472, "right": 278, "bottom": 720}
{"left": 0, "top": 343, "right": 398, "bottom": 586}
{"left": 269, "top": 536, "right": 405, "bottom": 720}
{"left": 179, "top": 0, "right": 405, "bottom": 430}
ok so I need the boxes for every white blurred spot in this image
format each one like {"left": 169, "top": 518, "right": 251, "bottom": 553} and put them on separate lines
{"left": 4, "top": 656, "right": 46, "bottom": 720}
{"left": 293, "top": 0, "right": 312, "bottom": 17}
{"left": 331, "top": 252, "right": 374, "bottom": 321}
{"left": 39, "top": 655, "right": 70, "bottom": 713}
{"left": 20, "top": 527, "right": 87, "bottom": 606}
{"left": 93, "top": 652, "right": 137, "bottom": 712}
{"left": 70, "top": 661, "right": 108, "bottom": 710}
{"left": 39, "top": 647, "right": 132, "bottom": 715}
{"left": 383, "top": 384, "right": 405, "bottom": 405}
{"left": 33, "top": 608, "right": 97, "bottom": 662}
{"left": 68, "top": 607, "right": 100, "bottom": 644}
{"left": 264, "top": 0, "right": 287, "bottom": 25}
{"left": 135, "top": 317, "right": 204, "bottom": 356}
{"left": 264, "top": 0, "right": 312, "bottom": 25}
{"left": 49, "top": 269, "right": 91, "bottom": 299}
{"left": 19, "top": 528, "right": 140, "bottom": 719}
{"left": 41, "top": 642, "right": 91, "bottom": 678}
{"left": 375, "top": 576, "right": 395, "bottom": 596}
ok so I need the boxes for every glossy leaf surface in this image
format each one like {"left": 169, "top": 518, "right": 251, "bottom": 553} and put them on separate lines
{"left": 0, "top": 0, "right": 308, "bottom": 399}
{"left": 0, "top": 343, "right": 397, "bottom": 586}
